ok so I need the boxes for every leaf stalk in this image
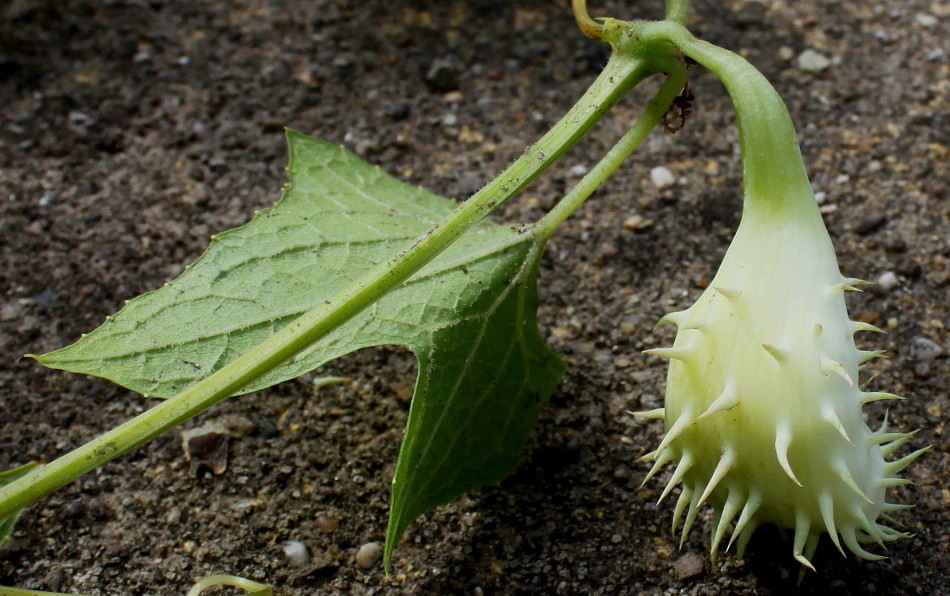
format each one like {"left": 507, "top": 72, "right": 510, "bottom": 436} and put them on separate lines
{"left": 534, "top": 58, "right": 687, "bottom": 238}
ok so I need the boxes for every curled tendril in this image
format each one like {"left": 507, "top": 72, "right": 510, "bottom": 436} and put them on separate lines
{"left": 572, "top": 0, "right": 605, "bottom": 39}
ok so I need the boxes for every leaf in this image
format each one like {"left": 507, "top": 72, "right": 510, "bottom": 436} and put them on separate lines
{"left": 0, "top": 462, "right": 40, "bottom": 546}
{"left": 36, "top": 130, "right": 565, "bottom": 558}
{"left": 383, "top": 235, "right": 563, "bottom": 564}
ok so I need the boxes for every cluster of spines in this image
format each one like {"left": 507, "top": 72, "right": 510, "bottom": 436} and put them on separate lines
{"left": 633, "top": 278, "right": 930, "bottom": 568}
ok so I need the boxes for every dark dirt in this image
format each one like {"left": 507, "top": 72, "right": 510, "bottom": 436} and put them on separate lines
{"left": 0, "top": 1, "right": 946, "bottom": 594}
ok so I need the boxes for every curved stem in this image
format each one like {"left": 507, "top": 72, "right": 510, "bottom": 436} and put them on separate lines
{"left": 535, "top": 60, "right": 687, "bottom": 238}
{"left": 0, "top": 34, "right": 655, "bottom": 523}
{"left": 636, "top": 21, "right": 816, "bottom": 219}
{"left": 572, "top": 0, "right": 604, "bottom": 39}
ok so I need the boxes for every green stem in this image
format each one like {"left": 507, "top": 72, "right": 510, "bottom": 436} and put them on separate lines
{"left": 535, "top": 59, "right": 687, "bottom": 238}
{"left": 0, "top": 588, "right": 91, "bottom": 596}
{"left": 637, "top": 21, "right": 816, "bottom": 219}
{"left": 664, "top": 0, "right": 689, "bottom": 25}
{"left": 0, "top": 29, "right": 659, "bottom": 522}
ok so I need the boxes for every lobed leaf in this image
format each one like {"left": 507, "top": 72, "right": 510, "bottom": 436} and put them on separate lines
{"left": 36, "top": 130, "right": 565, "bottom": 557}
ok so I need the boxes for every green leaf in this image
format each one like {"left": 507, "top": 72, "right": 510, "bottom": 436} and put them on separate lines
{"left": 383, "top": 233, "right": 563, "bottom": 564}
{"left": 0, "top": 462, "right": 40, "bottom": 546}
{"left": 36, "top": 130, "right": 564, "bottom": 558}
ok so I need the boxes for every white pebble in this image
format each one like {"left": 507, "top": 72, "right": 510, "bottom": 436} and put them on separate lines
{"left": 915, "top": 13, "right": 938, "bottom": 28}
{"left": 569, "top": 164, "right": 589, "bottom": 177}
{"left": 650, "top": 166, "right": 675, "bottom": 190}
{"left": 165, "top": 507, "right": 182, "bottom": 524}
{"left": 796, "top": 49, "right": 830, "bottom": 73}
{"left": 925, "top": 48, "right": 944, "bottom": 61}
{"left": 877, "top": 271, "right": 898, "bottom": 290}
{"left": 281, "top": 540, "right": 309, "bottom": 567}
{"left": 911, "top": 337, "right": 943, "bottom": 362}
{"left": 356, "top": 542, "right": 383, "bottom": 569}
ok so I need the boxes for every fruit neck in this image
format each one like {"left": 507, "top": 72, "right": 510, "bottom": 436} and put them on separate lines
{"left": 631, "top": 20, "right": 821, "bottom": 224}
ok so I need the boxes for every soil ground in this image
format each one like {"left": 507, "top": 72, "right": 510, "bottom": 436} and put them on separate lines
{"left": 0, "top": 1, "right": 946, "bottom": 594}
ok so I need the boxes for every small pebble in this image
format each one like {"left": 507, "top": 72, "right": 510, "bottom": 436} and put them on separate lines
{"left": 796, "top": 49, "right": 831, "bottom": 72}
{"left": 673, "top": 552, "right": 704, "bottom": 579}
{"left": 854, "top": 213, "right": 887, "bottom": 235}
{"left": 569, "top": 164, "right": 589, "bottom": 177}
{"left": 896, "top": 258, "right": 922, "bottom": 280}
{"left": 166, "top": 506, "right": 182, "bottom": 524}
{"left": 925, "top": 48, "right": 944, "bottom": 61}
{"left": 281, "top": 540, "right": 309, "bottom": 567}
{"left": 385, "top": 101, "right": 410, "bottom": 120}
{"left": 623, "top": 214, "right": 654, "bottom": 231}
{"left": 442, "top": 90, "right": 464, "bottom": 103}
{"left": 915, "top": 13, "right": 938, "bottom": 27}
{"left": 356, "top": 541, "right": 383, "bottom": 569}
{"left": 315, "top": 513, "right": 338, "bottom": 533}
{"left": 650, "top": 166, "right": 675, "bottom": 190}
{"left": 886, "top": 237, "right": 908, "bottom": 253}
{"left": 425, "top": 58, "right": 461, "bottom": 93}
{"left": 33, "top": 291, "right": 58, "bottom": 306}
{"left": 910, "top": 337, "right": 943, "bottom": 362}
{"left": 876, "top": 271, "right": 898, "bottom": 290}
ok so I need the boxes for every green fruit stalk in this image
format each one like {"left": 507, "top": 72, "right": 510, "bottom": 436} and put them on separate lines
{"left": 632, "top": 21, "right": 928, "bottom": 568}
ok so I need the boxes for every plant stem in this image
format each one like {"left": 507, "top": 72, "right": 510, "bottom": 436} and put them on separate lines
{"left": 636, "top": 21, "right": 817, "bottom": 219}
{"left": 0, "top": 26, "right": 660, "bottom": 522}
{"left": 0, "top": 588, "right": 91, "bottom": 596}
{"left": 572, "top": 0, "right": 604, "bottom": 39}
{"left": 534, "top": 59, "right": 686, "bottom": 239}
{"left": 664, "top": 0, "right": 689, "bottom": 25}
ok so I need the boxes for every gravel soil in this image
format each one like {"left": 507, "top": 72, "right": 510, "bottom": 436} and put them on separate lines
{"left": 1, "top": 1, "right": 946, "bottom": 594}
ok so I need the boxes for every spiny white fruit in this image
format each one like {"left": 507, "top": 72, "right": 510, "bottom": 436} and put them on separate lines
{"left": 637, "top": 204, "right": 927, "bottom": 569}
